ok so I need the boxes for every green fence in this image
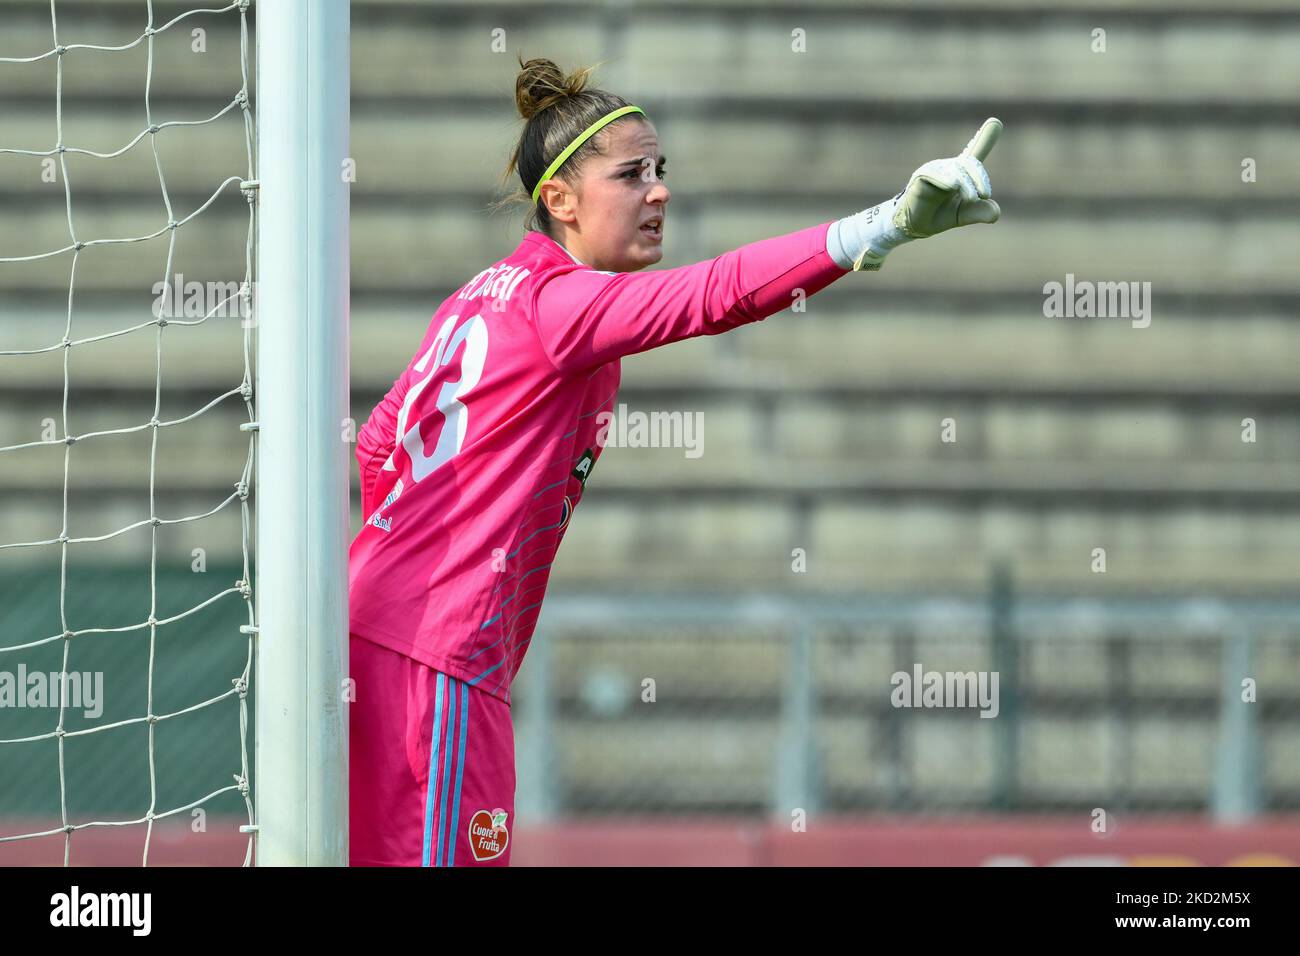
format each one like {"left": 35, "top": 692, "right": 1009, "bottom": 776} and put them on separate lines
{"left": 0, "top": 562, "right": 253, "bottom": 823}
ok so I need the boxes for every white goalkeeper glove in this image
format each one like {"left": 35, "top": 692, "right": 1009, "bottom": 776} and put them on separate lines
{"left": 828, "top": 118, "right": 1003, "bottom": 272}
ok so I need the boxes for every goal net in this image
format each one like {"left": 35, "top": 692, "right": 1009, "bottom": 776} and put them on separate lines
{"left": 0, "top": 0, "right": 348, "bottom": 867}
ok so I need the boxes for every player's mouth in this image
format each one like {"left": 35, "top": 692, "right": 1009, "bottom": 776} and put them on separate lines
{"left": 639, "top": 215, "right": 663, "bottom": 242}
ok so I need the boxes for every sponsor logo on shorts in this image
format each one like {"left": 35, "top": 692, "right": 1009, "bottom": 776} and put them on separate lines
{"left": 469, "top": 808, "right": 509, "bottom": 862}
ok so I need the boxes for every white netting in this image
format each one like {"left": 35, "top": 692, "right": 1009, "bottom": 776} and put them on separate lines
{"left": 0, "top": 0, "right": 256, "bottom": 865}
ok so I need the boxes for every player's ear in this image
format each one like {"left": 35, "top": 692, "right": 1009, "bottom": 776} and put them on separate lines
{"left": 539, "top": 180, "right": 578, "bottom": 225}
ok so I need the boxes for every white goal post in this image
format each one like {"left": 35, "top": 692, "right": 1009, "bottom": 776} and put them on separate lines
{"left": 253, "top": 0, "right": 350, "bottom": 866}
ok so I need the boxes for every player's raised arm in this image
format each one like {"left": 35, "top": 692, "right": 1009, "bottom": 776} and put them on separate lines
{"left": 529, "top": 220, "right": 844, "bottom": 376}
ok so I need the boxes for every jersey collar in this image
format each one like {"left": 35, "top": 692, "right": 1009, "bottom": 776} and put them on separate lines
{"left": 525, "top": 230, "right": 587, "bottom": 267}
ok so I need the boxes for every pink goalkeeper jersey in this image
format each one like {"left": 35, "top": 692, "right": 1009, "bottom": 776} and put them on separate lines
{"left": 348, "top": 222, "right": 849, "bottom": 704}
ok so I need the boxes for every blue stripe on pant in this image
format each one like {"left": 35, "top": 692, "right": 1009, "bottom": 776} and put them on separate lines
{"left": 448, "top": 680, "right": 469, "bottom": 865}
{"left": 420, "top": 674, "right": 445, "bottom": 866}
{"left": 422, "top": 674, "right": 471, "bottom": 866}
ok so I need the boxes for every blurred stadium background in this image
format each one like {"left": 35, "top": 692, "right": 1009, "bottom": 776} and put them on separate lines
{"left": 2, "top": 0, "right": 1299, "bottom": 865}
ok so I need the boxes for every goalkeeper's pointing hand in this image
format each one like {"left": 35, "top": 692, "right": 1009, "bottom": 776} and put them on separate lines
{"left": 889, "top": 118, "right": 1002, "bottom": 243}
{"left": 827, "top": 118, "right": 1003, "bottom": 272}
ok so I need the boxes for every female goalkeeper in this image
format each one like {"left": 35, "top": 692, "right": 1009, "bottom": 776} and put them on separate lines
{"left": 347, "top": 55, "right": 1001, "bottom": 866}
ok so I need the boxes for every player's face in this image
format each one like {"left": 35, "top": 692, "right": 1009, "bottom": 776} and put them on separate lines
{"left": 568, "top": 120, "right": 669, "bottom": 272}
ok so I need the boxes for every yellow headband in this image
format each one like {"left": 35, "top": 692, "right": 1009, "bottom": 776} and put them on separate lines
{"left": 531, "top": 105, "right": 647, "bottom": 204}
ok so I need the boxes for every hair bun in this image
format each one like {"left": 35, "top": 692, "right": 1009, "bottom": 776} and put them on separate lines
{"left": 514, "top": 55, "right": 595, "bottom": 121}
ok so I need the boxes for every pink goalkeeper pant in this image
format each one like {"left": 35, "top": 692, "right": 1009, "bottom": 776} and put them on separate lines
{"left": 349, "top": 635, "right": 517, "bottom": 866}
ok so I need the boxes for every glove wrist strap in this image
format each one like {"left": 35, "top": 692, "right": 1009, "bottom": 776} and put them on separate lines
{"left": 828, "top": 193, "right": 911, "bottom": 272}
